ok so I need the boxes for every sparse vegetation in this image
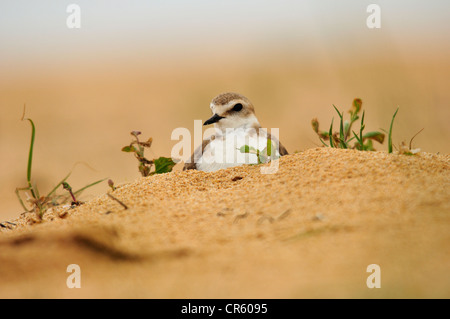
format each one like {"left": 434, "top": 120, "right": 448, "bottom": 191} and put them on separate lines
{"left": 312, "top": 99, "right": 398, "bottom": 152}
{"left": 122, "top": 131, "right": 176, "bottom": 177}
{"left": 15, "top": 107, "right": 105, "bottom": 220}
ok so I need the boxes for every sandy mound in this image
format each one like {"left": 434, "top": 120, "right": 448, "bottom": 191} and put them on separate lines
{"left": 0, "top": 148, "right": 449, "bottom": 298}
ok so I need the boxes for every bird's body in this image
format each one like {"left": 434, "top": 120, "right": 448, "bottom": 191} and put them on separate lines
{"left": 183, "top": 92, "right": 288, "bottom": 172}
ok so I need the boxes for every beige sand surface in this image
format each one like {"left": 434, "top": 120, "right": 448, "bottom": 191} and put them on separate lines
{"left": 0, "top": 148, "right": 449, "bottom": 298}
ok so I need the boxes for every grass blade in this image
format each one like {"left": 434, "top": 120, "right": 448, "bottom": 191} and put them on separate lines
{"left": 73, "top": 178, "right": 107, "bottom": 197}
{"left": 329, "top": 118, "right": 335, "bottom": 148}
{"left": 352, "top": 131, "right": 363, "bottom": 150}
{"left": 333, "top": 105, "right": 346, "bottom": 148}
{"left": 22, "top": 112, "right": 37, "bottom": 199}
{"left": 388, "top": 108, "right": 399, "bottom": 153}
{"left": 318, "top": 136, "right": 329, "bottom": 147}
{"left": 26, "top": 118, "right": 35, "bottom": 184}
{"left": 346, "top": 135, "right": 356, "bottom": 144}
{"left": 359, "top": 110, "right": 365, "bottom": 149}
{"left": 332, "top": 104, "right": 342, "bottom": 118}
{"left": 46, "top": 171, "right": 72, "bottom": 198}
{"left": 15, "top": 187, "right": 32, "bottom": 212}
{"left": 33, "top": 182, "right": 41, "bottom": 199}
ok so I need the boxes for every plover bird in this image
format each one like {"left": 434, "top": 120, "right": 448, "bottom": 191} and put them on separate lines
{"left": 183, "top": 92, "right": 288, "bottom": 171}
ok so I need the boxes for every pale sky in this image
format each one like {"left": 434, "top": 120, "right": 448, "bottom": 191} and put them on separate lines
{"left": 0, "top": 0, "right": 449, "bottom": 73}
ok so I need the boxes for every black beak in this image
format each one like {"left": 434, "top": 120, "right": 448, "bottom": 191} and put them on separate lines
{"left": 203, "top": 113, "right": 225, "bottom": 126}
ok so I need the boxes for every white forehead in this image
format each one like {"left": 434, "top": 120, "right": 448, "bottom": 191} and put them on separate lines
{"left": 211, "top": 100, "right": 235, "bottom": 107}
{"left": 210, "top": 100, "right": 236, "bottom": 113}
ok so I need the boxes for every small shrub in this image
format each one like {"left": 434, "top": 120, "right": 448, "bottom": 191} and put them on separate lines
{"left": 122, "top": 131, "right": 176, "bottom": 177}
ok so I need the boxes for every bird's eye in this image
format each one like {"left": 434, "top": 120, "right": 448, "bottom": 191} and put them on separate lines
{"left": 233, "top": 103, "right": 243, "bottom": 112}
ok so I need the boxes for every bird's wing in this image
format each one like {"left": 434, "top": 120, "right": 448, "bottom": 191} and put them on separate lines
{"left": 277, "top": 140, "right": 289, "bottom": 156}
{"left": 183, "top": 138, "right": 213, "bottom": 171}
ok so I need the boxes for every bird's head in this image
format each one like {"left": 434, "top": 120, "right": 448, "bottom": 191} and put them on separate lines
{"left": 204, "top": 92, "right": 261, "bottom": 132}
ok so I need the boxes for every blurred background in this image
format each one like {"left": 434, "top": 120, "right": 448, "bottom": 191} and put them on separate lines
{"left": 1, "top": 0, "right": 449, "bottom": 220}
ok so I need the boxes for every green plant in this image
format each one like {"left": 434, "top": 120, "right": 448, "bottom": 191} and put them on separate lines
{"left": 122, "top": 131, "right": 176, "bottom": 176}
{"left": 15, "top": 107, "right": 105, "bottom": 220}
{"left": 388, "top": 107, "right": 399, "bottom": 153}
{"left": 238, "top": 138, "right": 279, "bottom": 164}
{"left": 380, "top": 109, "right": 423, "bottom": 155}
{"left": 312, "top": 98, "right": 386, "bottom": 151}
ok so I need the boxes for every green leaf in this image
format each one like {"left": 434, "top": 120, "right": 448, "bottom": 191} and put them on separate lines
{"left": 388, "top": 108, "right": 399, "bottom": 154}
{"left": 333, "top": 105, "right": 346, "bottom": 148}
{"left": 318, "top": 136, "right": 328, "bottom": 147}
{"left": 333, "top": 104, "right": 343, "bottom": 119}
{"left": 346, "top": 135, "right": 356, "bottom": 144}
{"left": 352, "top": 131, "right": 363, "bottom": 150}
{"left": 319, "top": 131, "right": 329, "bottom": 138}
{"left": 153, "top": 157, "right": 176, "bottom": 174}
{"left": 266, "top": 139, "right": 272, "bottom": 156}
{"left": 364, "top": 139, "right": 374, "bottom": 151}
{"left": 328, "top": 118, "right": 335, "bottom": 148}
{"left": 33, "top": 182, "right": 40, "bottom": 199}
{"left": 239, "top": 145, "right": 256, "bottom": 154}
{"left": 15, "top": 186, "right": 33, "bottom": 212}
{"left": 239, "top": 145, "right": 250, "bottom": 153}
{"left": 363, "top": 131, "right": 385, "bottom": 144}
{"left": 21, "top": 114, "right": 37, "bottom": 199}
{"left": 122, "top": 145, "right": 137, "bottom": 153}
{"left": 359, "top": 110, "right": 365, "bottom": 149}
{"left": 47, "top": 171, "right": 72, "bottom": 198}
{"left": 25, "top": 118, "right": 35, "bottom": 185}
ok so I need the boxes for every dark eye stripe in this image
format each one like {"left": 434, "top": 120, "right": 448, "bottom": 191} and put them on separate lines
{"left": 233, "top": 103, "right": 243, "bottom": 112}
